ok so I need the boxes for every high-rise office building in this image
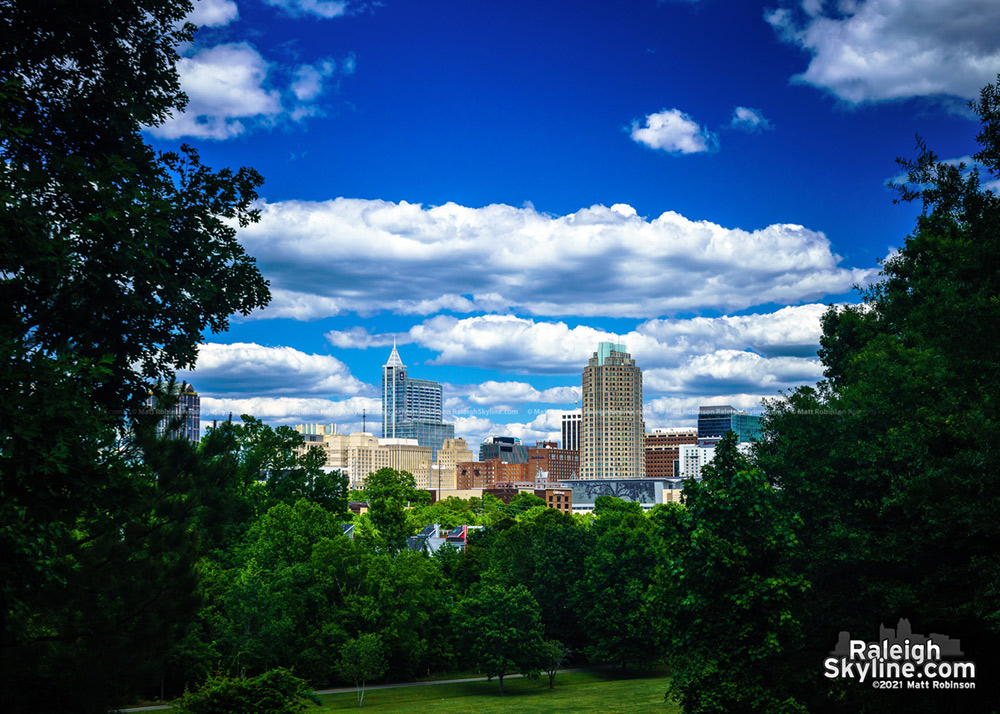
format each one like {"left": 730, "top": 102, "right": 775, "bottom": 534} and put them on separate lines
{"left": 147, "top": 382, "right": 200, "bottom": 444}
{"left": 581, "top": 342, "right": 646, "bottom": 479}
{"left": 697, "top": 404, "right": 762, "bottom": 446}
{"left": 561, "top": 411, "right": 581, "bottom": 451}
{"left": 381, "top": 343, "right": 454, "bottom": 458}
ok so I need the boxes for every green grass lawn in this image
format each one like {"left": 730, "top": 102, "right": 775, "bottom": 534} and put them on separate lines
{"left": 314, "top": 668, "right": 679, "bottom": 713}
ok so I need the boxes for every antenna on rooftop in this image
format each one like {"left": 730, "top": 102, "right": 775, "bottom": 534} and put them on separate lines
{"left": 362, "top": 408, "right": 367, "bottom": 432}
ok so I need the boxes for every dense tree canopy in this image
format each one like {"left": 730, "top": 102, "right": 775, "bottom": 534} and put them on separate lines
{"left": 455, "top": 583, "right": 547, "bottom": 693}
{"left": 659, "top": 433, "right": 807, "bottom": 714}
{"left": 748, "top": 78, "right": 1000, "bottom": 713}
{"left": 0, "top": 1, "right": 270, "bottom": 710}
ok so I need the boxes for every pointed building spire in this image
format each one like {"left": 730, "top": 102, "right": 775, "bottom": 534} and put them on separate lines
{"left": 384, "top": 338, "right": 404, "bottom": 368}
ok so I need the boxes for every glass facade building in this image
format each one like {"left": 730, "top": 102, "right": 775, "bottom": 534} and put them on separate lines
{"left": 561, "top": 411, "right": 581, "bottom": 451}
{"left": 697, "top": 404, "right": 762, "bottom": 446}
{"left": 147, "top": 382, "right": 200, "bottom": 444}
{"left": 381, "top": 344, "right": 454, "bottom": 458}
{"left": 479, "top": 436, "right": 529, "bottom": 463}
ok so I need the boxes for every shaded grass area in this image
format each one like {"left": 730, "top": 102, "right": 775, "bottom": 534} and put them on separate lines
{"left": 315, "top": 667, "right": 678, "bottom": 713}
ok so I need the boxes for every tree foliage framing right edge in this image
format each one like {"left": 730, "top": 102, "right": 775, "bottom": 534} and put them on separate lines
{"left": 747, "top": 75, "right": 1000, "bottom": 713}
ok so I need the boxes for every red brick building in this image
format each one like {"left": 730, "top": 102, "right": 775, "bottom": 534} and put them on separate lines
{"left": 456, "top": 459, "right": 530, "bottom": 489}
{"left": 534, "top": 486, "right": 573, "bottom": 514}
{"left": 645, "top": 428, "right": 698, "bottom": 478}
{"left": 526, "top": 441, "right": 580, "bottom": 481}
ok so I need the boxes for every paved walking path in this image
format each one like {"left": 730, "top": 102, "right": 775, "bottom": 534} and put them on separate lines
{"left": 119, "top": 666, "right": 607, "bottom": 712}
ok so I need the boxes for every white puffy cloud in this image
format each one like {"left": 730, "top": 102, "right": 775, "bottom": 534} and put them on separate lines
{"left": 149, "top": 45, "right": 351, "bottom": 139}
{"left": 451, "top": 410, "right": 564, "bottom": 452}
{"left": 288, "top": 57, "right": 350, "bottom": 120}
{"left": 291, "top": 61, "right": 336, "bottom": 101}
{"left": 408, "top": 315, "right": 638, "bottom": 373}
{"left": 644, "top": 350, "right": 825, "bottom": 395}
{"left": 637, "top": 303, "right": 828, "bottom": 358}
{"left": 464, "top": 381, "right": 581, "bottom": 407}
{"left": 644, "top": 393, "right": 772, "bottom": 429}
{"left": 181, "top": 342, "right": 371, "bottom": 398}
{"left": 201, "top": 396, "right": 378, "bottom": 426}
{"left": 193, "top": 305, "right": 827, "bottom": 435}
{"left": 339, "top": 305, "right": 829, "bottom": 374}
{"left": 325, "top": 326, "right": 401, "bottom": 349}
{"left": 239, "top": 198, "right": 875, "bottom": 320}
{"left": 186, "top": 0, "right": 239, "bottom": 27}
{"left": 730, "top": 106, "right": 772, "bottom": 132}
{"left": 151, "top": 43, "right": 281, "bottom": 139}
{"left": 767, "top": 0, "right": 1000, "bottom": 103}
{"left": 263, "top": 0, "right": 348, "bottom": 19}
{"left": 630, "top": 108, "right": 718, "bottom": 154}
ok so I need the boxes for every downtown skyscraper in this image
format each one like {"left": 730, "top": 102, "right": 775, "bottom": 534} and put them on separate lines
{"left": 581, "top": 342, "right": 646, "bottom": 479}
{"left": 381, "top": 343, "right": 454, "bottom": 458}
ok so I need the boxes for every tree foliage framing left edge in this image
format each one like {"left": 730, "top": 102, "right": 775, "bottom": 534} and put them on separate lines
{"left": 0, "top": 1, "right": 271, "bottom": 711}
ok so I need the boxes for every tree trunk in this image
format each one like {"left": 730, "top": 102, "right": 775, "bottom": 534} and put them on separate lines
{"left": 498, "top": 674, "right": 504, "bottom": 694}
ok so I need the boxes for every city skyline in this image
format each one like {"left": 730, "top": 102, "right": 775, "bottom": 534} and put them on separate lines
{"left": 164, "top": 0, "right": 1000, "bottom": 449}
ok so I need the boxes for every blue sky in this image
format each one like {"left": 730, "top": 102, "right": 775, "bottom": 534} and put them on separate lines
{"left": 155, "top": 0, "right": 1000, "bottom": 448}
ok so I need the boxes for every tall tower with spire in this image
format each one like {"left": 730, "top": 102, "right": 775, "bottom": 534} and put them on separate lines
{"left": 380, "top": 342, "right": 454, "bottom": 458}
{"left": 382, "top": 340, "right": 407, "bottom": 438}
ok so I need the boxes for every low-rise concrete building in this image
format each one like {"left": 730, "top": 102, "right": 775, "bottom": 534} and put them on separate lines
{"left": 294, "top": 424, "right": 431, "bottom": 488}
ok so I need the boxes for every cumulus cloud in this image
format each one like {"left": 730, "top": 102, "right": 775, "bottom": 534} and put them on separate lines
{"left": 325, "top": 326, "right": 401, "bottom": 349}
{"left": 464, "top": 381, "right": 581, "bottom": 407}
{"left": 630, "top": 108, "right": 718, "bottom": 154}
{"left": 767, "top": 0, "right": 1000, "bottom": 103}
{"left": 201, "top": 396, "right": 379, "bottom": 426}
{"left": 148, "top": 45, "right": 352, "bottom": 139}
{"left": 644, "top": 393, "right": 771, "bottom": 429}
{"left": 195, "top": 305, "right": 830, "bottom": 434}
{"left": 644, "top": 351, "right": 825, "bottom": 395}
{"left": 291, "top": 61, "right": 336, "bottom": 101}
{"left": 327, "top": 306, "right": 830, "bottom": 375}
{"left": 637, "top": 303, "right": 828, "bottom": 358}
{"left": 239, "top": 198, "right": 875, "bottom": 320}
{"left": 730, "top": 106, "right": 772, "bottom": 132}
{"left": 263, "top": 0, "right": 348, "bottom": 19}
{"left": 150, "top": 43, "right": 281, "bottom": 139}
{"left": 451, "top": 410, "right": 564, "bottom": 452}
{"left": 186, "top": 0, "right": 239, "bottom": 27}
{"left": 180, "top": 342, "right": 372, "bottom": 398}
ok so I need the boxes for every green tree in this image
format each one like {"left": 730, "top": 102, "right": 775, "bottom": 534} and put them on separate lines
{"left": 455, "top": 583, "right": 547, "bottom": 693}
{"left": 173, "top": 668, "right": 318, "bottom": 714}
{"left": 337, "top": 633, "right": 388, "bottom": 707}
{"left": 363, "top": 468, "right": 420, "bottom": 553}
{"left": 207, "top": 416, "right": 349, "bottom": 518}
{"left": 574, "top": 497, "right": 662, "bottom": 670}
{"left": 311, "top": 536, "right": 454, "bottom": 679}
{"left": 0, "top": 2, "right": 270, "bottom": 706}
{"left": 541, "top": 639, "right": 571, "bottom": 689}
{"left": 185, "top": 500, "right": 345, "bottom": 684}
{"left": 505, "top": 491, "right": 547, "bottom": 516}
{"left": 658, "top": 433, "right": 808, "bottom": 714}
{"left": 751, "top": 78, "right": 1000, "bottom": 712}
{"left": 407, "top": 495, "right": 479, "bottom": 533}
{"left": 481, "top": 508, "right": 594, "bottom": 650}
